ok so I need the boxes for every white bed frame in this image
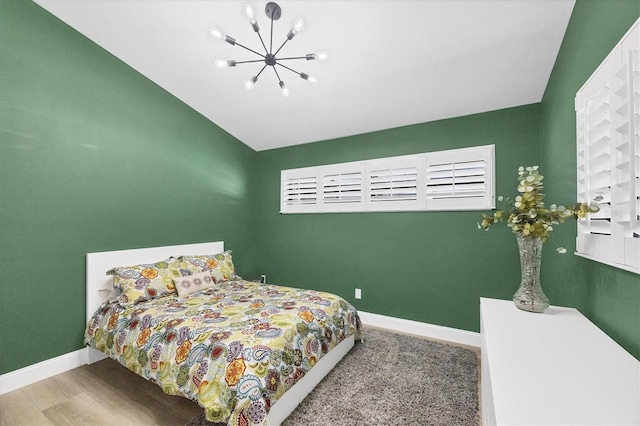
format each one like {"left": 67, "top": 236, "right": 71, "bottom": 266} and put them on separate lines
{"left": 85, "top": 241, "right": 354, "bottom": 426}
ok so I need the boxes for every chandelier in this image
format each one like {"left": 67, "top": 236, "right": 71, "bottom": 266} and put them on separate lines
{"left": 210, "top": 2, "right": 326, "bottom": 96}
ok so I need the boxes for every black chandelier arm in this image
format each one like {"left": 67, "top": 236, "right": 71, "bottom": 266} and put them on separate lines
{"left": 256, "top": 31, "right": 269, "bottom": 55}
{"left": 256, "top": 64, "right": 268, "bottom": 77}
{"left": 269, "top": 14, "right": 274, "bottom": 54}
{"left": 277, "top": 55, "right": 315, "bottom": 61}
{"left": 275, "top": 62, "right": 316, "bottom": 83}
{"left": 272, "top": 66, "right": 283, "bottom": 82}
{"left": 273, "top": 38, "right": 291, "bottom": 57}
{"left": 275, "top": 61, "right": 303, "bottom": 76}
{"left": 233, "top": 40, "right": 266, "bottom": 59}
{"left": 233, "top": 59, "right": 268, "bottom": 65}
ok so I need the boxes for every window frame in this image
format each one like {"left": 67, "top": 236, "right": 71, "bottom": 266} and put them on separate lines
{"left": 280, "top": 144, "right": 495, "bottom": 214}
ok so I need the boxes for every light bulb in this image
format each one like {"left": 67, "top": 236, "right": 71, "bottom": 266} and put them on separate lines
{"left": 210, "top": 27, "right": 235, "bottom": 45}
{"left": 306, "top": 51, "right": 328, "bottom": 61}
{"left": 215, "top": 60, "right": 236, "bottom": 68}
{"left": 300, "top": 73, "right": 318, "bottom": 85}
{"left": 316, "top": 51, "right": 328, "bottom": 61}
{"left": 245, "top": 76, "right": 258, "bottom": 90}
{"left": 210, "top": 27, "right": 224, "bottom": 40}
{"left": 287, "top": 18, "right": 305, "bottom": 40}
{"left": 243, "top": 4, "right": 255, "bottom": 21}
{"left": 279, "top": 81, "right": 290, "bottom": 97}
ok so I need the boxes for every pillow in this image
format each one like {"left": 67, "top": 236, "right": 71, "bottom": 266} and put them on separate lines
{"left": 107, "top": 257, "right": 178, "bottom": 306}
{"left": 173, "top": 270, "right": 223, "bottom": 297}
{"left": 172, "top": 250, "right": 238, "bottom": 281}
{"left": 98, "top": 279, "right": 117, "bottom": 304}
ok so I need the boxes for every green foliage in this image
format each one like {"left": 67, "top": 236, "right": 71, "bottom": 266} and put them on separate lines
{"left": 478, "top": 166, "right": 601, "bottom": 253}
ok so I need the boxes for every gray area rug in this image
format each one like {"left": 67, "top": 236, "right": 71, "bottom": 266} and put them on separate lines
{"left": 187, "top": 328, "right": 479, "bottom": 426}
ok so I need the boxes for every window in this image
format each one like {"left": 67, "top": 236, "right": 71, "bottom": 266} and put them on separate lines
{"left": 575, "top": 18, "right": 639, "bottom": 274}
{"left": 367, "top": 155, "right": 422, "bottom": 211}
{"left": 280, "top": 144, "right": 495, "bottom": 214}
{"left": 425, "top": 148, "right": 493, "bottom": 211}
{"left": 281, "top": 169, "right": 318, "bottom": 213}
{"left": 319, "top": 163, "right": 365, "bottom": 212}
{"left": 322, "top": 172, "right": 362, "bottom": 204}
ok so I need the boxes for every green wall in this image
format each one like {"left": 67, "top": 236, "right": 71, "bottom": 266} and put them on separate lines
{"left": 254, "top": 105, "right": 541, "bottom": 333}
{"left": 0, "top": 0, "right": 257, "bottom": 374}
{"left": 540, "top": 0, "right": 640, "bottom": 358}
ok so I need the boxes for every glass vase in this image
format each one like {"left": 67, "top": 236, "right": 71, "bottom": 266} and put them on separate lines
{"left": 513, "top": 233, "right": 549, "bottom": 313}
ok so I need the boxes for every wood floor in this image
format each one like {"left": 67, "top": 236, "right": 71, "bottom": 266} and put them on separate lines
{"left": 0, "top": 359, "right": 202, "bottom": 426}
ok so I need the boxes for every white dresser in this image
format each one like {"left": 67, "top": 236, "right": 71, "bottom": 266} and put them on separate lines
{"left": 480, "top": 297, "right": 639, "bottom": 425}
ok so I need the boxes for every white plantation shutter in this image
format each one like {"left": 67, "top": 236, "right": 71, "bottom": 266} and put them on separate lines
{"left": 367, "top": 157, "right": 420, "bottom": 210}
{"left": 319, "top": 163, "right": 365, "bottom": 212}
{"left": 585, "top": 82, "right": 613, "bottom": 236}
{"left": 425, "top": 146, "right": 494, "bottom": 211}
{"left": 283, "top": 177, "right": 317, "bottom": 205}
{"left": 426, "top": 161, "right": 486, "bottom": 199}
{"left": 633, "top": 51, "right": 640, "bottom": 237}
{"left": 280, "top": 145, "right": 494, "bottom": 213}
{"left": 619, "top": 48, "right": 640, "bottom": 269}
{"left": 280, "top": 169, "right": 318, "bottom": 213}
{"left": 575, "top": 17, "right": 639, "bottom": 274}
{"left": 369, "top": 167, "right": 418, "bottom": 201}
{"left": 323, "top": 172, "right": 362, "bottom": 203}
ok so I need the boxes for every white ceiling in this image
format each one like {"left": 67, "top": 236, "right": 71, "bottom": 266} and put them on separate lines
{"left": 33, "top": 0, "right": 575, "bottom": 152}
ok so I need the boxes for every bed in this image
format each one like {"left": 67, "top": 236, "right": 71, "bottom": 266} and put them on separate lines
{"left": 85, "top": 241, "right": 360, "bottom": 425}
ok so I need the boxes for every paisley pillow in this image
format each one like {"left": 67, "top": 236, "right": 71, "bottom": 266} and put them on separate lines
{"left": 173, "top": 269, "right": 224, "bottom": 297}
{"left": 172, "top": 250, "right": 238, "bottom": 281}
{"left": 107, "top": 257, "right": 178, "bottom": 306}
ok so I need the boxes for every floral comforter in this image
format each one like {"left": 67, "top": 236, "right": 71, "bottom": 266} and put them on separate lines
{"left": 85, "top": 279, "right": 360, "bottom": 425}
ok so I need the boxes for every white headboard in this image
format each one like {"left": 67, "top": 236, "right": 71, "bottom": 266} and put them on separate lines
{"left": 86, "top": 241, "right": 224, "bottom": 323}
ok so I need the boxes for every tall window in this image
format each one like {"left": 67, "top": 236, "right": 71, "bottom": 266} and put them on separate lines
{"left": 281, "top": 144, "right": 495, "bottom": 214}
{"left": 575, "top": 18, "right": 639, "bottom": 274}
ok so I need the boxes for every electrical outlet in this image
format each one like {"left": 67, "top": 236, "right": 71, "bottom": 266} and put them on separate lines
{"left": 355, "top": 288, "right": 361, "bottom": 299}
{"left": 260, "top": 274, "right": 266, "bottom": 283}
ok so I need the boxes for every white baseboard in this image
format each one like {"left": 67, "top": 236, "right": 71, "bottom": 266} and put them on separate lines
{"left": 0, "top": 348, "right": 87, "bottom": 395}
{"left": 358, "top": 311, "right": 480, "bottom": 348}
